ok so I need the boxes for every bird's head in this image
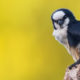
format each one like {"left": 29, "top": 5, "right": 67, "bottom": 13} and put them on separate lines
{"left": 51, "top": 8, "right": 76, "bottom": 30}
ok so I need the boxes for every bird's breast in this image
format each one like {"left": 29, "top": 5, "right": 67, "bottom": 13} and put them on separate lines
{"left": 53, "top": 28, "right": 68, "bottom": 45}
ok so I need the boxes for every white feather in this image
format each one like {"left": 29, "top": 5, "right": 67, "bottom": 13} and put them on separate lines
{"left": 53, "top": 27, "right": 68, "bottom": 45}
{"left": 52, "top": 11, "right": 65, "bottom": 20}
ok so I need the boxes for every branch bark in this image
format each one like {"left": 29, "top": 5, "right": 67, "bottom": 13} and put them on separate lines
{"left": 64, "top": 64, "right": 80, "bottom": 80}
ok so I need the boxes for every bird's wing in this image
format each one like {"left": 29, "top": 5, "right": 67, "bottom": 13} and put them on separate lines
{"left": 68, "top": 21, "right": 80, "bottom": 47}
{"left": 68, "top": 21, "right": 80, "bottom": 36}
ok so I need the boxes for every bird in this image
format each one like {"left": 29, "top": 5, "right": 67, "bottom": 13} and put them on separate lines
{"left": 51, "top": 8, "right": 80, "bottom": 69}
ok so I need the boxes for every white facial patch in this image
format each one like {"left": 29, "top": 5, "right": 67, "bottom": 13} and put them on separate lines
{"left": 63, "top": 18, "right": 70, "bottom": 27}
{"left": 52, "top": 11, "right": 65, "bottom": 20}
{"left": 54, "top": 22, "right": 60, "bottom": 29}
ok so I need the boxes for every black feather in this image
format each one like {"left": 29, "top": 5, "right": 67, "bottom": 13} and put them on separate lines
{"left": 68, "top": 21, "right": 80, "bottom": 47}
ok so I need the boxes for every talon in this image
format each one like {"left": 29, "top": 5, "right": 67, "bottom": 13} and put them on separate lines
{"left": 69, "top": 59, "right": 80, "bottom": 70}
{"left": 69, "top": 64, "right": 77, "bottom": 69}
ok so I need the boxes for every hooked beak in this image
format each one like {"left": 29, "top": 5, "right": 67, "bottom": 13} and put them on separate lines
{"left": 58, "top": 20, "right": 64, "bottom": 25}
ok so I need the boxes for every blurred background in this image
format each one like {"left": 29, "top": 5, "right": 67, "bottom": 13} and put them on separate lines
{"left": 0, "top": 0, "right": 80, "bottom": 80}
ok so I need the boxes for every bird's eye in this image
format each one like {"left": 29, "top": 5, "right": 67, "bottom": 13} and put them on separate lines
{"left": 63, "top": 15, "right": 67, "bottom": 20}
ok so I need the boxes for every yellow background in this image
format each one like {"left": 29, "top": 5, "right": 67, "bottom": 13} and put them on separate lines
{"left": 0, "top": 0, "right": 80, "bottom": 80}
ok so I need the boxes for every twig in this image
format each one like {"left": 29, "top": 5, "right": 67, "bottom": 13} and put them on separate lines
{"left": 64, "top": 64, "right": 80, "bottom": 80}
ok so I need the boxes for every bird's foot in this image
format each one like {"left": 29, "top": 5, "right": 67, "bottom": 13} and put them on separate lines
{"left": 69, "top": 59, "right": 80, "bottom": 70}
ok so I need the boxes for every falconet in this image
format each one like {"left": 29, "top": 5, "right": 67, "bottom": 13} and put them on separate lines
{"left": 51, "top": 9, "right": 80, "bottom": 69}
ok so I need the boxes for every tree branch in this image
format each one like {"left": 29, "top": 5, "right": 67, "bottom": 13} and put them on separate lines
{"left": 64, "top": 64, "right": 80, "bottom": 80}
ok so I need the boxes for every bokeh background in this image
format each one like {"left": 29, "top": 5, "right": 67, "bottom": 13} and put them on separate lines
{"left": 0, "top": 0, "right": 80, "bottom": 80}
